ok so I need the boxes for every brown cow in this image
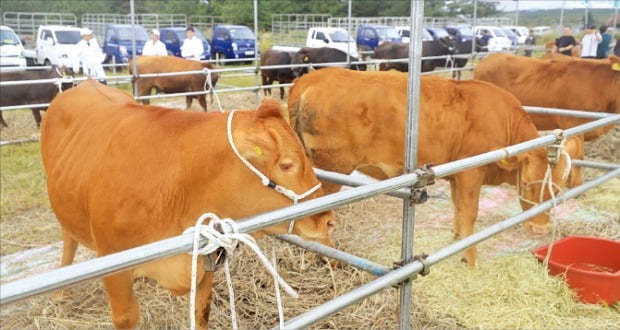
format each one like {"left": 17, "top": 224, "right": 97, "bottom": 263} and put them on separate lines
{"left": 474, "top": 53, "right": 620, "bottom": 140}
{"left": 129, "top": 55, "right": 219, "bottom": 111}
{"left": 288, "top": 68, "right": 572, "bottom": 266}
{"left": 41, "top": 80, "right": 334, "bottom": 329}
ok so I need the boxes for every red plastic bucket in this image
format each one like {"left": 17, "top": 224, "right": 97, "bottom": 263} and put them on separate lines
{"left": 533, "top": 235, "right": 620, "bottom": 305}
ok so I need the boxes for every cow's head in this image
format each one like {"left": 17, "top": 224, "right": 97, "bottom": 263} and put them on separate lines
{"left": 291, "top": 48, "right": 311, "bottom": 78}
{"left": 228, "top": 98, "right": 334, "bottom": 245}
{"left": 437, "top": 35, "right": 458, "bottom": 54}
{"left": 497, "top": 147, "right": 572, "bottom": 236}
{"left": 53, "top": 66, "right": 76, "bottom": 92}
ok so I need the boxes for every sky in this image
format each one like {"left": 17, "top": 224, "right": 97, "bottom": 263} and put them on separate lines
{"left": 497, "top": 0, "right": 619, "bottom": 11}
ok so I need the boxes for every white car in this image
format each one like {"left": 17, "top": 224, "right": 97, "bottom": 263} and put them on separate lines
{"left": 0, "top": 26, "right": 27, "bottom": 70}
{"left": 396, "top": 26, "right": 434, "bottom": 43}
{"left": 474, "top": 25, "right": 512, "bottom": 52}
{"left": 505, "top": 26, "right": 530, "bottom": 44}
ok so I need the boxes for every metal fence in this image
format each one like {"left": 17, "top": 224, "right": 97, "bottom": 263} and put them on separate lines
{"left": 1, "top": 11, "right": 77, "bottom": 40}
{"left": 271, "top": 13, "right": 331, "bottom": 46}
{"left": 80, "top": 13, "right": 189, "bottom": 40}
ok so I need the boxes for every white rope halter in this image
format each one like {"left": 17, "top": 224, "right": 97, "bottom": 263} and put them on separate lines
{"left": 184, "top": 213, "right": 298, "bottom": 330}
{"left": 54, "top": 67, "right": 74, "bottom": 93}
{"left": 226, "top": 110, "right": 322, "bottom": 233}
{"left": 203, "top": 67, "right": 223, "bottom": 112}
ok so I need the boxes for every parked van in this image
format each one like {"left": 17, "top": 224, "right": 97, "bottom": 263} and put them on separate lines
{"left": 159, "top": 27, "right": 212, "bottom": 60}
{"left": 356, "top": 24, "right": 401, "bottom": 51}
{"left": 211, "top": 24, "right": 257, "bottom": 61}
{"left": 396, "top": 26, "right": 434, "bottom": 43}
{"left": 474, "top": 26, "right": 512, "bottom": 52}
{"left": 532, "top": 26, "right": 551, "bottom": 36}
{"left": 0, "top": 25, "right": 27, "bottom": 69}
{"left": 103, "top": 24, "right": 148, "bottom": 64}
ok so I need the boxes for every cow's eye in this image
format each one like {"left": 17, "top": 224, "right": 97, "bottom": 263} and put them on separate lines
{"left": 279, "top": 162, "right": 294, "bottom": 172}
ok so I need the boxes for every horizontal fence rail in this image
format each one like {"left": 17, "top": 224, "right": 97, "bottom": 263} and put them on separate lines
{"left": 1, "top": 114, "right": 616, "bottom": 306}
{"left": 279, "top": 167, "right": 620, "bottom": 329}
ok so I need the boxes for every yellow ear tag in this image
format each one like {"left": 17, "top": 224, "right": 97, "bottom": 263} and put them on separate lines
{"left": 611, "top": 62, "right": 620, "bottom": 71}
{"left": 303, "top": 56, "right": 309, "bottom": 62}
{"left": 500, "top": 159, "right": 509, "bottom": 165}
{"left": 254, "top": 146, "right": 263, "bottom": 156}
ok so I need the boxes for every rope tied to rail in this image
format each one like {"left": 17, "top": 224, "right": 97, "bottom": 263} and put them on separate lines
{"left": 517, "top": 129, "right": 572, "bottom": 267}
{"left": 203, "top": 67, "right": 223, "bottom": 112}
{"left": 227, "top": 110, "right": 322, "bottom": 233}
{"left": 184, "top": 212, "right": 298, "bottom": 330}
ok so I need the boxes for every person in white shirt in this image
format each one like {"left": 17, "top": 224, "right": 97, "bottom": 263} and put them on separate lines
{"left": 181, "top": 27, "right": 204, "bottom": 61}
{"left": 142, "top": 29, "right": 167, "bottom": 56}
{"left": 73, "top": 27, "right": 107, "bottom": 83}
{"left": 580, "top": 24, "right": 602, "bottom": 58}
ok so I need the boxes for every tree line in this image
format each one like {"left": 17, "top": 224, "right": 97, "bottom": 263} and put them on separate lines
{"left": 1, "top": 0, "right": 500, "bottom": 30}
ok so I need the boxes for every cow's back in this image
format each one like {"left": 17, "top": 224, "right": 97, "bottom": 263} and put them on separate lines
{"left": 474, "top": 53, "right": 620, "bottom": 139}
{"left": 0, "top": 69, "right": 59, "bottom": 106}
{"left": 289, "top": 68, "right": 536, "bottom": 178}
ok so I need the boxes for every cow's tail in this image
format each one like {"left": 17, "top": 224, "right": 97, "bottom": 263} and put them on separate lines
{"left": 287, "top": 79, "right": 303, "bottom": 136}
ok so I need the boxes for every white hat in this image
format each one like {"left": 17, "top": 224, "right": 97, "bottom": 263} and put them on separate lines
{"left": 80, "top": 27, "right": 93, "bottom": 36}
{"left": 151, "top": 29, "right": 160, "bottom": 36}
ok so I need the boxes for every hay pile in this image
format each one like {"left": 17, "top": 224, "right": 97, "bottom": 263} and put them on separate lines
{"left": 3, "top": 191, "right": 619, "bottom": 329}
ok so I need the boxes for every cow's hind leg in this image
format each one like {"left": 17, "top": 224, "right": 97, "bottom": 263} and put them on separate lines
{"left": 186, "top": 96, "right": 193, "bottom": 109}
{"left": 279, "top": 84, "right": 285, "bottom": 100}
{"left": 197, "top": 95, "right": 207, "bottom": 112}
{"left": 0, "top": 112, "right": 7, "bottom": 128}
{"left": 450, "top": 169, "right": 484, "bottom": 267}
{"left": 102, "top": 271, "right": 140, "bottom": 329}
{"left": 32, "top": 110, "right": 43, "bottom": 129}
{"left": 52, "top": 229, "right": 79, "bottom": 300}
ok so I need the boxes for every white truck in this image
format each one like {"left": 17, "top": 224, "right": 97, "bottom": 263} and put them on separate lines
{"left": 22, "top": 25, "right": 82, "bottom": 67}
{"left": 272, "top": 27, "right": 358, "bottom": 57}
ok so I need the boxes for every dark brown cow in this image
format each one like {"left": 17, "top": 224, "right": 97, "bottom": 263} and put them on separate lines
{"left": 0, "top": 67, "right": 73, "bottom": 128}
{"left": 261, "top": 50, "right": 295, "bottom": 99}
{"left": 129, "top": 56, "right": 219, "bottom": 111}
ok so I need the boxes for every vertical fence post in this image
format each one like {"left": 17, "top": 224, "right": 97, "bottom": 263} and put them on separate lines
{"left": 399, "top": 1, "right": 424, "bottom": 329}
{"left": 130, "top": 0, "right": 139, "bottom": 99}
{"left": 254, "top": 0, "right": 260, "bottom": 106}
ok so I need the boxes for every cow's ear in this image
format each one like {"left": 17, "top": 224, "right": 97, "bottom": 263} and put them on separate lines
{"left": 495, "top": 156, "right": 519, "bottom": 171}
{"left": 256, "top": 98, "right": 284, "bottom": 119}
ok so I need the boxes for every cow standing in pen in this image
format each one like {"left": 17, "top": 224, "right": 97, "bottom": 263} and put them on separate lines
{"left": 41, "top": 80, "right": 334, "bottom": 329}
{"left": 260, "top": 50, "right": 295, "bottom": 100}
{"left": 129, "top": 56, "right": 219, "bottom": 111}
{"left": 290, "top": 47, "right": 366, "bottom": 77}
{"left": 288, "top": 68, "right": 575, "bottom": 267}
{"left": 0, "top": 67, "right": 73, "bottom": 128}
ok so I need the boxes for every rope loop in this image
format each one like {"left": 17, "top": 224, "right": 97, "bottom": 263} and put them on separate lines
{"left": 202, "top": 67, "right": 223, "bottom": 112}
{"left": 184, "top": 212, "right": 298, "bottom": 330}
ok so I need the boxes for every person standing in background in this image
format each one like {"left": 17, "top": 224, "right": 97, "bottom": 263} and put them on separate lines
{"left": 596, "top": 25, "right": 612, "bottom": 58}
{"left": 181, "top": 27, "right": 204, "bottom": 61}
{"left": 73, "top": 27, "right": 107, "bottom": 84}
{"left": 142, "top": 29, "right": 167, "bottom": 56}
{"left": 524, "top": 30, "right": 536, "bottom": 57}
{"left": 553, "top": 26, "right": 578, "bottom": 56}
{"left": 580, "top": 24, "right": 601, "bottom": 58}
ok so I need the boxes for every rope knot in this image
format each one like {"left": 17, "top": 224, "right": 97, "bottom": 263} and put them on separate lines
{"left": 184, "top": 212, "right": 298, "bottom": 330}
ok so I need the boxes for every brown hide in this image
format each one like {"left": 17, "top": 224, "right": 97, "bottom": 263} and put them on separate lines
{"left": 129, "top": 55, "right": 219, "bottom": 111}
{"left": 474, "top": 53, "right": 620, "bottom": 140}
{"left": 288, "top": 68, "right": 571, "bottom": 266}
{"left": 40, "top": 80, "right": 333, "bottom": 329}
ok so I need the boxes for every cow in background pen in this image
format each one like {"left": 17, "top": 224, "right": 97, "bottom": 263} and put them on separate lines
{"left": 129, "top": 56, "right": 219, "bottom": 111}
{"left": 0, "top": 66, "right": 74, "bottom": 128}
{"left": 260, "top": 50, "right": 295, "bottom": 100}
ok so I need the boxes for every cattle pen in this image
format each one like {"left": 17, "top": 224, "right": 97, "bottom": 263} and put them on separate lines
{"left": 1, "top": 1, "right": 620, "bottom": 329}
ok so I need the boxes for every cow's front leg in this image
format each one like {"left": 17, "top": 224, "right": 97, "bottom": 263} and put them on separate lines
{"left": 194, "top": 271, "right": 214, "bottom": 330}
{"left": 102, "top": 270, "right": 140, "bottom": 329}
{"left": 450, "top": 170, "right": 484, "bottom": 267}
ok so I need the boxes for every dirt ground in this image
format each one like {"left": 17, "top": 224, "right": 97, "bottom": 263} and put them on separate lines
{"left": 0, "top": 85, "right": 619, "bottom": 329}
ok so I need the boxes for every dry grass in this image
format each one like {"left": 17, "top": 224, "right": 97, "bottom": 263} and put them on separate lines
{"left": 1, "top": 76, "right": 619, "bottom": 329}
